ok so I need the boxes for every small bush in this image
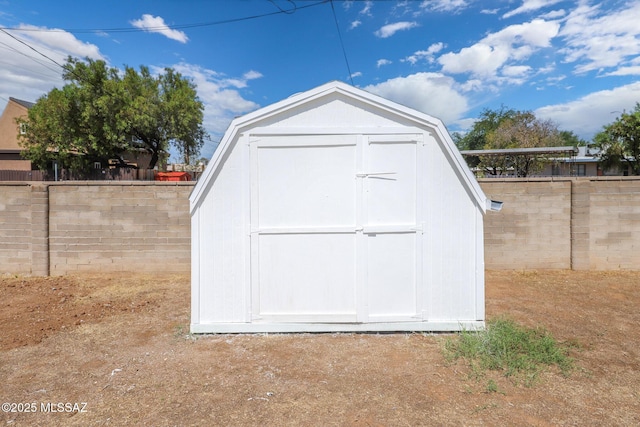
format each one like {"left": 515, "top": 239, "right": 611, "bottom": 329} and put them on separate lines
{"left": 443, "top": 317, "right": 574, "bottom": 386}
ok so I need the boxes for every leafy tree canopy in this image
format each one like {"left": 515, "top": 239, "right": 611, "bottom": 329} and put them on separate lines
{"left": 559, "top": 130, "right": 587, "bottom": 147}
{"left": 18, "top": 57, "right": 207, "bottom": 172}
{"left": 481, "top": 111, "right": 563, "bottom": 177}
{"left": 454, "top": 105, "right": 518, "bottom": 151}
{"left": 594, "top": 103, "right": 640, "bottom": 175}
{"left": 452, "top": 106, "right": 519, "bottom": 170}
{"left": 456, "top": 107, "right": 577, "bottom": 177}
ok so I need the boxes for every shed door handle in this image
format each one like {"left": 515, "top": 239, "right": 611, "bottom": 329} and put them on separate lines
{"left": 356, "top": 172, "right": 397, "bottom": 177}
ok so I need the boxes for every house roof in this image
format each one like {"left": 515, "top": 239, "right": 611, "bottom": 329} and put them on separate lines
{"left": 190, "top": 80, "right": 492, "bottom": 213}
{"left": 9, "top": 97, "right": 35, "bottom": 109}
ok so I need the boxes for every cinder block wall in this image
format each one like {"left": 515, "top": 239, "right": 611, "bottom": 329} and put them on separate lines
{"left": 1, "top": 182, "right": 194, "bottom": 276}
{"left": 588, "top": 179, "right": 640, "bottom": 269}
{"left": 480, "top": 179, "right": 572, "bottom": 269}
{"left": 2, "top": 178, "right": 640, "bottom": 275}
{"left": 480, "top": 177, "right": 640, "bottom": 270}
{"left": 0, "top": 183, "right": 33, "bottom": 274}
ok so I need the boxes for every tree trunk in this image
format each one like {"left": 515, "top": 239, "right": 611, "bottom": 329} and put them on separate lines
{"left": 148, "top": 150, "right": 159, "bottom": 170}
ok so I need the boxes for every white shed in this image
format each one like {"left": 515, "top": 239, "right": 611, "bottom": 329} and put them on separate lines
{"left": 190, "top": 81, "right": 499, "bottom": 333}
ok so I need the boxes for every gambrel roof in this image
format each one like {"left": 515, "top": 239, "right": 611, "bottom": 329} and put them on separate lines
{"left": 191, "top": 81, "right": 492, "bottom": 213}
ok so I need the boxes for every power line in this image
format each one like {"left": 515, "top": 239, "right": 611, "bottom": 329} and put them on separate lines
{"left": 0, "top": 1, "right": 328, "bottom": 34}
{"left": 0, "top": 28, "right": 65, "bottom": 70}
{"left": 0, "top": 28, "right": 104, "bottom": 84}
{"left": 329, "top": 0, "right": 354, "bottom": 85}
{"left": 267, "top": 0, "right": 298, "bottom": 14}
{"left": 0, "top": 40, "right": 64, "bottom": 76}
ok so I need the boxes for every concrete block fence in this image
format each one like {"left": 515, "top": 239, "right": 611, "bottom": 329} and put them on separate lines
{"left": 2, "top": 177, "right": 640, "bottom": 275}
{"left": 1, "top": 182, "right": 194, "bottom": 275}
{"left": 480, "top": 177, "right": 640, "bottom": 270}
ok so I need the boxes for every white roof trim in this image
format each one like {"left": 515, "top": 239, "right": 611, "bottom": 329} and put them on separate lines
{"left": 190, "top": 81, "right": 488, "bottom": 213}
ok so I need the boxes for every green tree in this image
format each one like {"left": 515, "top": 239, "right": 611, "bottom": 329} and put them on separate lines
{"left": 594, "top": 104, "right": 640, "bottom": 175}
{"left": 455, "top": 105, "right": 519, "bottom": 151}
{"left": 559, "top": 130, "right": 587, "bottom": 147}
{"left": 455, "top": 106, "right": 519, "bottom": 169}
{"left": 18, "top": 57, "right": 206, "bottom": 173}
{"left": 481, "top": 111, "right": 563, "bottom": 177}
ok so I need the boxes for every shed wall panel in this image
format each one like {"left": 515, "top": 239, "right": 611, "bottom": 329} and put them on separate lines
{"left": 195, "top": 140, "right": 248, "bottom": 323}
{"left": 256, "top": 139, "right": 357, "bottom": 229}
{"left": 257, "top": 233, "right": 357, "bottom": 319}
{"left": 423, "top": 135, "right": 481, "bottom": 321}
{"left": 366, "top": 232, "right": 417, "bottom": 318}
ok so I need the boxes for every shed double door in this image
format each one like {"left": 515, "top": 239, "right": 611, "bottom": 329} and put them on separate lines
{"left": 250, "top": 133, "right": 423, "bottom": 323}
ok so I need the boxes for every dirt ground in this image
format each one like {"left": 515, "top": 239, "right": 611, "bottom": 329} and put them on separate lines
{"left": 1, "top": 271, "right": 639, "bottom": 426}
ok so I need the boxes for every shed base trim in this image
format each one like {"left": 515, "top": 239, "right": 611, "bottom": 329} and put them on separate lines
{"left": 190, "top": 321, "right": 485, "bottom": 334}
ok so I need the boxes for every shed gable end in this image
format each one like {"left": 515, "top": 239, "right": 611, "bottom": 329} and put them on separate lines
{"left": 253, "top": 93, "right": 419, "bottom": 131}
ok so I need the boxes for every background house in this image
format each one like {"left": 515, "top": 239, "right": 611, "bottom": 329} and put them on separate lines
{"left": 542, "top": 146, "right": 601, "bottom": 176}
{"left": 0, "top": 97, "right": 34, "bottom": 171}
{"left": 461, "top": 146, "right": 605, "bottom": 177}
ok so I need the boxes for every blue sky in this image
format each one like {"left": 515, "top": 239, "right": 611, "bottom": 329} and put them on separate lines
{"left": 1, "top": 0, "right": 639, "bottom": 160}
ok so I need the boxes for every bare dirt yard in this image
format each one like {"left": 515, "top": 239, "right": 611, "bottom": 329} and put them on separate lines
{"left": 1, "top": 270, "right": 639, "bottom": 426}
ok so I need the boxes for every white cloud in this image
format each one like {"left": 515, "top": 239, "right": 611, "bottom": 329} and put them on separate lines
{"left": 130, "top": 14, "right": 188, "bottom": 43}
{"left": 502, "top": 65, "right": 531, "bottom": 77}
{"left": 163, "top": 63, "right": 263, "bottom": 159}
{"left": 540, "top": 9, "right": 565, "bottom": 19}
{"left": 360, "top": 1, "right": 373, "bottom": 16}
{"left": 535, "top": 82, "right": 640, "bottom": 139}
{"left": 377, "top": 59, "right": 392, "bottom": 67}
{"left": 454, "top": 117, "right": 478, "bottom": 132}
{"left": 0, "top": 26, "right": 105, "bottom": 105}
{"left": 503, "top": 0, "right": 562, "bottom": 19}
{"left": 420, "top": 0, "right": 468, "bottom": 13}
{"left": 243, "top": 70, "right": 263, "bottom": 81}
{"left": 545, "top": 74, "right": 565, "bottom": 83}
{"left": 14, "top": 25, "right": 104, "bottom": 60}
{"left": 349, "top": 20, "right": 361, "bottom": 30}
{"left": 481, "top": 9, "right": 499, "bottom": 15}
{"left": 403, "top": 42, "right": 445, "bottom": 65}
{"left": 459, "top": 79, "right": 485, "bottom": 92}
{"left": 438, "top": 19, "right": 559, "bottom": 80}
{"left": 604, "top": 66, "right": 640, "bottom": 77}
{"left": 374, "top": 21, "right": 418, "bottom": 38}
{"left": 168, "top": 63, "right": 261, "bottom": 138}
{"left": 537, "top": 63, "right": 556, "bottom": 74}
{"left": 350, "top": 71, "right": 363, "bottom": 79}
{"left": 500, "top": 65, "right": 532, "bottom": 85}
{"left": 559, "top": 2, "right": 640, "bottom": 74}
{"left": 364, "top": 72, "right": 468, "bottom": 123}
{"left": 439, "top": 43, "right": 508, "bottom": 76}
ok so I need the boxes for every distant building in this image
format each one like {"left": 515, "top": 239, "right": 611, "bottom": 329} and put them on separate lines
{"left": 461, "top": 146, "right": 611, "bottom": 177}
{"left": 542, "top": 146, "right": 601, "bottom": 177}
{"left": 0, "top": 97, "right": 34, "bottom": 171}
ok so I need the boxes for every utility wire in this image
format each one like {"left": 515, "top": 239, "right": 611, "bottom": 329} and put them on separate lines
{"left": 0, "top": 28, "right": 92, "bottom": 85}
{"left": 0, "top": 40, "right": 64, "bottom": 76}
{"left": 0, "top": 28, "right": 65, "bottom": 69}
{"left": 0, "top": 1, "right": 327, "bottom": 34}
{"left": 267, "top": 0, "right": 298, "bottom": 14}
{"left": 329, "top": 0, "right": 354, "bottom": 85}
